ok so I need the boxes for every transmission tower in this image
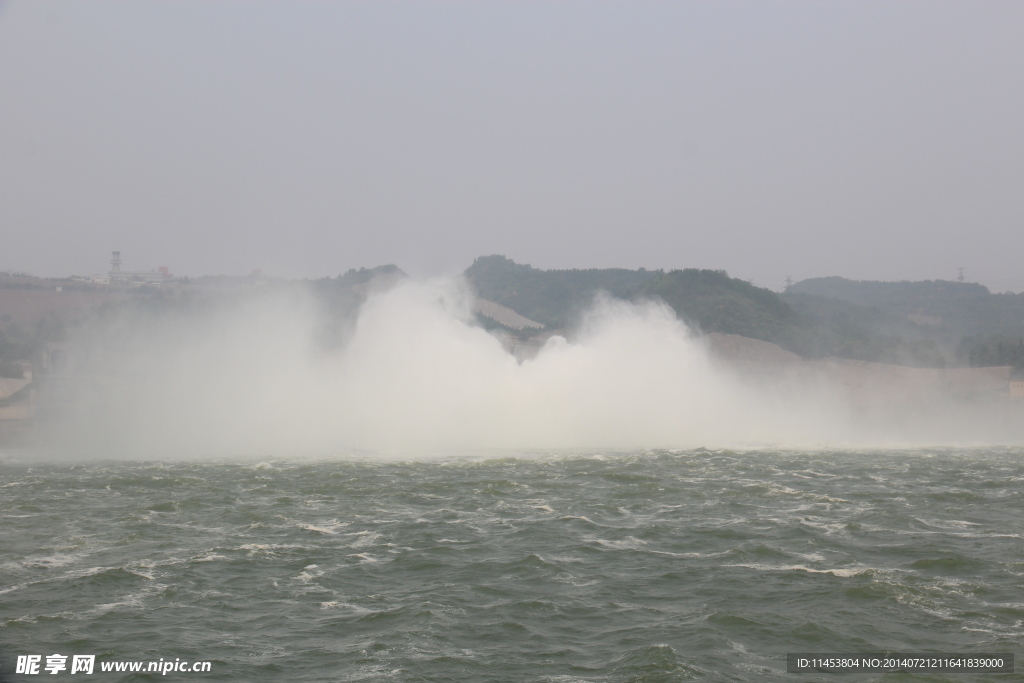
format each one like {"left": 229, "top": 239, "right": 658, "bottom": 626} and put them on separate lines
{"left": 958, "top": 267, "right": 964, "bottom": 283}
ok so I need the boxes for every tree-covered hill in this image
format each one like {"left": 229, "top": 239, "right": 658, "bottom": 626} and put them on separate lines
{"left": 789, "top": 277, "right": 1024, "bottom": 340}
{"left": 464, "top": 256, "right": 659, "bottom": 328}
{"left": 638, "top": 269, "right": 800, "bottom": 347}
{"left": 464, "top": 255, "right": 803, "bottom": 349}
{"left": 781, "top": 292, "right": 949, "bottom": 367}
{"left": 464, "top": 256, "right": 1024, "bottom": 368}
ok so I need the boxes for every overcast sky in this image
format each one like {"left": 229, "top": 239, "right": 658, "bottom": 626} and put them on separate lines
{"left": 1, "top": 1, "right": 1022, "bottom": 291}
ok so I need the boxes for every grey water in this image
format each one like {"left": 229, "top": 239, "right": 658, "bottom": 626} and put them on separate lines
{"left": 2, "top": 449, "right": 1022, "bottom": 682}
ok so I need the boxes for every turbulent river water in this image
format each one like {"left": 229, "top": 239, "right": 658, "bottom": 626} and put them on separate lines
{"left": 2, "top": 448, "right": 1022, "bottom": 682}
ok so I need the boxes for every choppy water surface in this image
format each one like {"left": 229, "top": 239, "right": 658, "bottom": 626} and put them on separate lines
{"left": 2, "top": 449, "right": 1022, "bottom": 681}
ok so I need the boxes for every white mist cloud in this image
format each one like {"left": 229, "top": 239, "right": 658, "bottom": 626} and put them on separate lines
{"left": 42, "top": 278, "right": 856, "bottom": 458}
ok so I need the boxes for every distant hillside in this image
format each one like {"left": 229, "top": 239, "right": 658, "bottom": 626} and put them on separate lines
{"left": 789, "top": 277, "right": 1024, "bottom": 340}
{"left": 464, "top": 255, "right": 803, "bottom": 349}
{"left": 788, "top": 277, "right": 1024, "bottom": 368}
{"left": 310, "top": 265, "right": 407, "bottom": 348}
{"left": 638, "top": 269, "right": 800, "bottom": 347}
{"left": 464, "top": 257, "right": 1024, "bottom": 368}
{"left": 464, "top": 256, "right": 658, "bottom": 328}
{"left": 781, "top": 292, "right": 950, "bottom": 367}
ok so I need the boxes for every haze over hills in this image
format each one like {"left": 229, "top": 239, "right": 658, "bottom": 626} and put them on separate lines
{"left": 465, "top": 255, "right": 1024, "bottom": 369}
{"left": 789, "top": 277, "right": 1024, "bottom": 358}
{"left": 4, "top": 256, "right": 1024, "bottom": 449}
{"left": 465, "top": 255, "right": 801, "bottom": 350}
{"left": 2, "top": 257, "right": 1024, "bottom": 379}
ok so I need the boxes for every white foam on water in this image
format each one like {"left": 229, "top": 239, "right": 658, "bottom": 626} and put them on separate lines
{"left": 347, "top": 553, "right": 379, "bottom": 564}
{"left": 297, "top": 522, "right": 349, "bottom": 535}
{"left": 293, "top": 566, "right": 325, "bottom": 583}
{"left": 190, "top": 553, "right": 227, "bottom": 563}
{"left": 595, "top": 536, "right": 647, "bottom": 549}
{"left": 348, "top": 531, "right": 381, "bottom": 548}
{"left": 320, "top": 601, "right": 373, "bottom": 615}
{"left": 725, "top": 563, "right": 870, "bottom": 577}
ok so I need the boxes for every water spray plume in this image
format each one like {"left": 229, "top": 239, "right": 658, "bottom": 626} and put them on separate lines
{"left": 35, "top": 278, "right": 1021, "bottom": 459}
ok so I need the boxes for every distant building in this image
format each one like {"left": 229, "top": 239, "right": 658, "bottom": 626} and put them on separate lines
{"left": 1010, "top": 371, "right": 1024, "bottom": 401}
{"left": 0, "top": 371, "right": 34, "bottom": 434}
{"left": 108, "top": 251, "right": 174, "bottom": 285}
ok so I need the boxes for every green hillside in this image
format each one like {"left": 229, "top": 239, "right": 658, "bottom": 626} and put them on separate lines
{"left": 788, "top": 277, "right": 1024, "bottom": 367}
{"left": 464, "top": 256, "right": 1024, "bottom": 368}
{"left": 639, "top": 269, "right": 800, "bottom": 347}
{"left": 464, "top": 255, "right": 803, "bottom": 349}
{"left": 781, "top": 292, "right": 949, "bottom": 367}
{"left": 789, "top": 277, "right": 1024, "bottom": 340}
{"left": 464, "top": 256, "right": 658, "bottom": 328}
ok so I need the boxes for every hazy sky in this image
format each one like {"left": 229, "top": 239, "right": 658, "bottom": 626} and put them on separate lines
{"left": 2, "top": 1, "right": 1022, "bottom": 291}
